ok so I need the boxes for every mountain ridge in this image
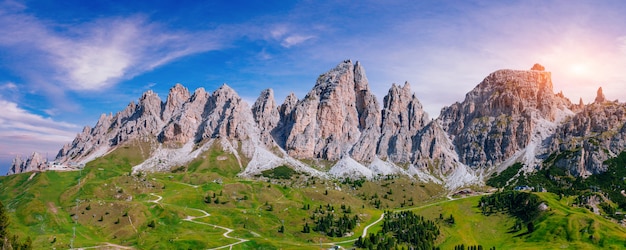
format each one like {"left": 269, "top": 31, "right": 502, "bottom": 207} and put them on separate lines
{"left": 8, "top": 60, "right": 625, "bottom": 190}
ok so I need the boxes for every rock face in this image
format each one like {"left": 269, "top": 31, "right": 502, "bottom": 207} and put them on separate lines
{"left": 8, "top": 60, "right": 625, "bottom": 191}
{"left": 252, "top": 89, "right": 280, "bottom": 148}
{"left": 377, "top": 82, "right": 428, "bottom": 163}
{"left": 282, "top": 60, "right": 380, "bottom": 162}
{"left": 594, "top": 87, "right": 606, "bottom": 104}
{"left": 548, "top": 97, "right": 626, "bottom": 176}
{"left": 159, "top": 87, "right": 209, "bottom": 145}
{"left": 8, "top": 152, "right": 47, "bottom": 174}
{"left": 439, "top": 69, "right": 573, "bottom": 168}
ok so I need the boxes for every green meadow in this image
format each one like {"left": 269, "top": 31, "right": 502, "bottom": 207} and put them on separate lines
{"left": 1, "top": 142, "right": 625, "bottom": 249}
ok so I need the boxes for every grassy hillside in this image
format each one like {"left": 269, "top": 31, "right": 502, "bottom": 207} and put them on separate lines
{"left": 3, "top": 140, "right": 626, "bottom": 249}
{"left": 0, "top": 141, "right": 445, "bottom": 249}
{"left": 413, "top": 192, "right": 626, "bottom": 250}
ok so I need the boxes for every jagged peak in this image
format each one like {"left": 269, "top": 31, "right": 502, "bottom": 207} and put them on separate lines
{"left": 211, "top": 84, "right": 242, "bottom": 103}
{"left": 214, "top": 83, "right": 236, "bottom": 94}
{"left": 140, "top": 89, "right": 159, "bottom": 99}
{"left": 402, "top": 81, "right": 411, "bottom": 91}
{"left": 257, "top": 88, "right": 274, "bottom": 99}
{"left": 284, "top": 92, "right": 298, "bottom": 103}
{"left": 353, "top": 60, "right": 369, "bottom": 91}
{"left": 190, "top": 87, "right": 209, "bottom": 102}
{"left": 95, "top": 113, "right": 110, "bottom": 126}
{"left": 81, "top": 126, "right": 91, "bottom": 134}
{"left": 594, "top": 87, "right": 606, "bottom": 104}
{"left": 167, "top": 83, "right": 190, "bottom": 98}
{"left": 252, "top": 89, "right": 276, "bottom": 113}
{"left": 193, "top": 87, "right": 206, "bottom": 95}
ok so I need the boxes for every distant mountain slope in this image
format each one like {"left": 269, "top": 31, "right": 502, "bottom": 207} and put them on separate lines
{"left": 9, "top": 60, "right": 625, "bottom": 190}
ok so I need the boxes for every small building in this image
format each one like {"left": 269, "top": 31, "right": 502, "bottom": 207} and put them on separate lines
{"left": 514, "top": 185, "right": 533, "bottom": 191}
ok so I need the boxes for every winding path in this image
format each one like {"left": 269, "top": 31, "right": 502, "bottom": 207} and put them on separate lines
{"left": 361, "top": 212, "right": 385, "bottom": 237}
{"left": 320, "top": 193, "right": 489, "bottom": 246}
{"left": 148, "top": 193, "right": 249, "bottom": 250}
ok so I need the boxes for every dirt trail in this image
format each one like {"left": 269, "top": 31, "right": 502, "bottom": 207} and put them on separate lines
{"left": 148, "top": 193, "right": 249, "bottom": 249}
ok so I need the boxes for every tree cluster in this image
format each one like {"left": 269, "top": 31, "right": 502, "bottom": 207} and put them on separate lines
{"left": 355, "top": 210, "right": 440, "bottom": 250}
{"left": 479, "top": 191, "right": 541, "bottom": 222}
{"left": 305, "top": 204, "right": 359, "bottom": 237}
{"left": 454, "top": 245, "right": 496, "bottom": 250}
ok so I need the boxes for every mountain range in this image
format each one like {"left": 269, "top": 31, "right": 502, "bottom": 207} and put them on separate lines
{"left": 9, "top": 60, "right": 626, "bottom": 190}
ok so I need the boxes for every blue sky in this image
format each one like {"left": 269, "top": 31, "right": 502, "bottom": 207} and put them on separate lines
{"left": 1, "top": 0, "right": 626, "bottom": 173}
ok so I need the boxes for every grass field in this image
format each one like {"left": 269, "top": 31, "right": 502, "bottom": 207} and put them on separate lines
{"left": 2, "top": 141, "right": 626, "bottom": 249}
{"left": 412, "top": 193, "right": 626, "bottom": 250}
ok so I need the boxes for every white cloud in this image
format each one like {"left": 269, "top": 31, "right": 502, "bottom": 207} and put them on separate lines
{"left": 0, "top": 99, "right": 80, "bottom": 164}
{"left": 0, "top": 10, "right": 223, "bottom": 91}
{"left": 281, "top": 35, "right": 315, "bottom": 48}
{"left": 266, "top": 24, "right": 315, "bottom": 48}
{"left": 270, "top": 26, "right": 288, "bottom": 39}
{"left": 0, "top": 82, "right": 17, "bottom": 90}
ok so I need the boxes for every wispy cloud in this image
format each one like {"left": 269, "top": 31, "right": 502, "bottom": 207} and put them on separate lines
{"left": 267, "top": 25, "right": 315, "bottom": 48}
{"left": 281, "top": 35, "right": 315, "bottom": 48}
{"left": 0, "top": 98, "right": 80, "bottom": 163}
{"left": 0, "top": 82, "right": 17, "bottom": 90}
{"left": 0, "top": 7, "right": 224, "bottom": 92}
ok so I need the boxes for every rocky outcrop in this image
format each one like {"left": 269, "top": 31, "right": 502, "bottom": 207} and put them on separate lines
{"left": 349, "top": 62, "right": 382, "bottom": 162}
{"left": 594, "top": 87, "right": 606, "bottom": 104}
{"left": 439, "top": 68, "right": 573, "bottom": 168}
{"left": 159, "top": 87, "right": 209, "bottom": 145}
{"left": 377, "top": 82, "right": 429, "bottom": 163}
{"left": 283, "top": 60, "right": 377, "bottom": 161}
{"left": 548, "top": 92, "right": 626, "bottom": 176}
{"left": 252, "top": 89, "right": 280, "bottom": 147}
{"left": 412, "top": 121, "right": 461, "bottom": 175}
{"left": 8, "top": 152, "right": 47, "bottom": 174}
{"left": 162, "top": 84, "right": 191, "bottom": 122}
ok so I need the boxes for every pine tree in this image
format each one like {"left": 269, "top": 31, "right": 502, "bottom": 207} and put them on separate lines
{"left": 0, "top": 201, "right": 9, "bottom": 248}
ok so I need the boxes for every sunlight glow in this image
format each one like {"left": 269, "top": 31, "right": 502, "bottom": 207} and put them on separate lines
{"left": 568, "top": 63, "right": 590, "bottom": 76}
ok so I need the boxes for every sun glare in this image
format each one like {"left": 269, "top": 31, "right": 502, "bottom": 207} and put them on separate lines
{"left": 568, "top": 63, "right": 590, "bottom": 76}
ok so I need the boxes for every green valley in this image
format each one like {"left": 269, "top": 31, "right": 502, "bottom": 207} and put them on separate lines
{"left": 2, "top": 142, "right": 626, "bottom": 249}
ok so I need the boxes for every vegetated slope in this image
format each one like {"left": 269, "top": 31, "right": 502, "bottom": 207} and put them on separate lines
{"left": 0, "top": 141, "right": 446, "bottom": 249}
{"left": 3, "top": 141, "right": 626, "bottom": 249}
{"left": 489, "top": 150, "right": 626, "bottom": 218}
{"left": 413, "top": 192, "right": 626, "bottom": 250}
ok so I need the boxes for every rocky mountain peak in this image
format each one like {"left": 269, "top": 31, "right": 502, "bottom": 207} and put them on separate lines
{"left": 377, "top": 81, "right": 429, "bottom": 163}
{"left": 10, "top": 60, "right": 622, "bottom": 191}
{"left": 284, "top": 60, "right": 375, "bottom": 161}
{"left": 579, "top": 97, "right": 584, "bottom": 106}
{"left": 9, "top": 152, "right": 47, "bottom": 175}
{"left": 440, "top": 66, "right": 573, "bottom": 168}
{"left": 163, "top": 83, "right": 191, "bottom": 121}
{"left": 252, "top": 89, "right": 280, "bottom": 147}
{"left": 279, "top": 92, "right": 298, "bottom": 118}
{"left": 594, "top": 87, "right": 606, "bottom": 104}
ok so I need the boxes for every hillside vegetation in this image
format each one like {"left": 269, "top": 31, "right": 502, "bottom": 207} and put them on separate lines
{"left": 2, "top": 140, "right": 626, "bottom": 249}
